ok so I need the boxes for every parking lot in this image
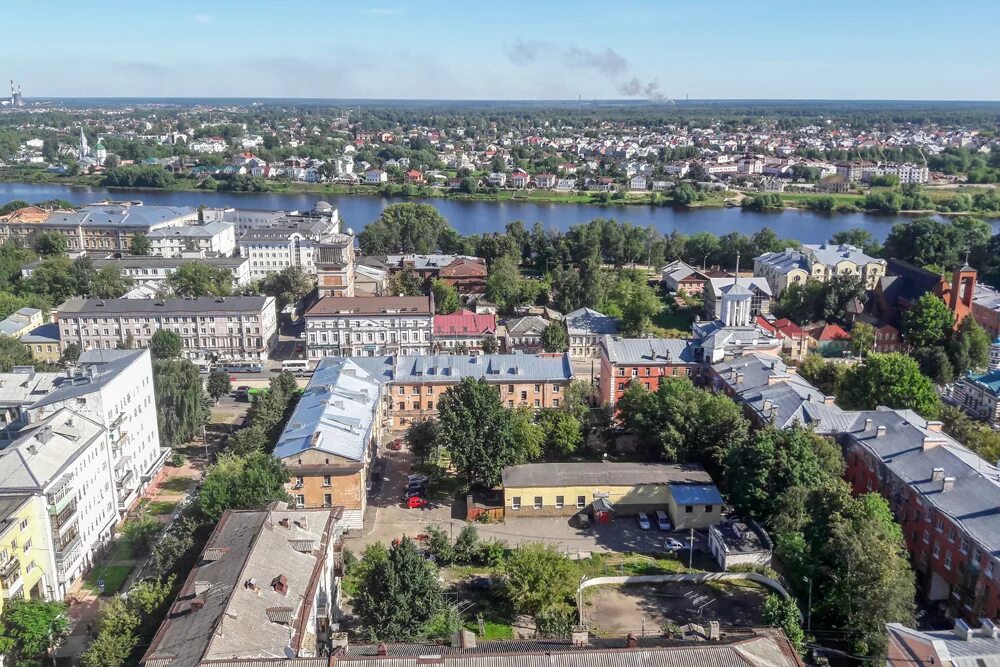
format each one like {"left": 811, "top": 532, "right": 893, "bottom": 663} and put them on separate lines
{"left": 349, "top": 442, "right": 711, "bottom": 560}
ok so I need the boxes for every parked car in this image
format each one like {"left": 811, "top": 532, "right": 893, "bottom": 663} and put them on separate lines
{"left": 234, "top": 386, "right": 251, "bottom": 402}
{"left": 407, "top": 496, "right": 429, "bottom": 509}
{"left": 387, "top": 438, "right": 403, "bottom": 451}
{"left": 405, "top": 482, "right": 427, "bottom": 495}
{"left": 407, "top": 474, "right": 429, "bottom": 485}
{"left": 636, "top": 512, "right": 651, "bottom": 530}
{"left": 655, "top": 511, "right": 672, "bottom": 531}
{"left": 664, "top": 538, "right": 685, "bottom": 552}
{"left": 403, "top": 488, "right": 425, "bottom": 501}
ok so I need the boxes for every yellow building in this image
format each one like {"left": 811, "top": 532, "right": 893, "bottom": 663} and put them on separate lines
{"left": 21, "top": 323, "right": 61, "bottom": 364}
{"left": 0, "top": 496, "right": 50, "bottom": 613}
{"left": 501, "top": 462, "right": 724, "bottom": 531}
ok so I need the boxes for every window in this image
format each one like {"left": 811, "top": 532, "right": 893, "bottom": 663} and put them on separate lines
{"left": 555, "top": 496, "right": 564, "bottom": 509}
{"left": 534, "top": 384, "right": 541, "bottom": 392}
{"left": 923, "top": 530, "right": 930, "bottom": 544}
{"left": 988, "top": 561, "right": 995, "bottom": 579}
{"left": 22, "top": 539, "right": 30, "bottom": 553}
{"left": 512, "top": 496, "right": 521, "bottom": 510}
{"left": 322, "top": 476, "right": 331, "bottom": 487}
{"left": 533, "top": 496, "right": 543, "bottom": 510}
{"left": 294, "top": 476, "right": 304, "bottom": 487}
{"left": 944, "top": 552, "right": 953, "bottom": 570}
{"left": 508, "top": 384, "right": 514, "bottom": 392}
{"left": 960, "top": 538, "right": 969, "bottom": 554}
{"left": 295, "top": 494, "right": 305, "bottom": 507}
{"left": 936, "top": 517, "right": 944, "bottom": 532}
{"left": 520, "top": 391, "right": 527, "bottom": 401}
{"left": 948, "top": 527, "right": 956, "bottom": 543}
{"left": 705, "top": 505, "right": 714, "bottom": 513}
{"left": 19, "top": 519, "right": 27, "bottom": 531}
{"left": 933, "top": 542, "right": 941, "bottom": 559}
{"left": 577, "top": 495, "right": 586, "bottom": 509}
{"left": 534, "top": 399, "right": 540, "bottom": 408}
{"left": 323, "top": 494, "right": 332, "bottom": 507}
{"left": 553, "top": 399, "right": 560, "bottom": 408}
{"left": 685, "top": 505, "right": 693, "bottom": 513}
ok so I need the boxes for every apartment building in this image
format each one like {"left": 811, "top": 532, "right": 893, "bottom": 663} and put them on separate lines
{"left": 0, "top": 496, "right": 50, "bottom": 610}
{"left": 0, "top": 409, "right": 116, "bottom": 598}
{"left": 273, "top": 358, "right": 384, "bottom": 530}
{"left": 142, "top": 504, "right": 344, "bottom": 665}
{"left": 348, "top": 353, "right": 573, "bottom": 429}
{"left": 24, "top": 255, "right": 253, "bottom": 290}
{"left": 598, "top": 336, "right": 700, "bottom": 409}
{"left": 305, "top": 296, "right": 433, "bottom": 359}
{"left": 951, "top": 370, "right": 1000, "bottom": 428}
{"left": 433, "top": 309, "right": 496, "bottom": 354}
{"left": 145, "top": 220, "right": 236, "bottom": 257}
{"left": 56, "top": 296, "right": 277, "bottom": 361}
{"left": 239, "top": 203, "right": 342, "bottom": 281}
{"left": 565, "top": 308, "right": 618, "bottom": 360}
{"left": 754, "top": 243, "right": 886, "bottom": 296}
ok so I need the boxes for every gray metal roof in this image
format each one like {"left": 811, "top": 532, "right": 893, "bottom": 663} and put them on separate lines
{"left": 57, "top": 296, "right": 273, "bottom": 316}
{"left": 0, "top": 409, "right": 105, "bottom": 492}
{"left": 391, "top": 353, "right": 572, "bottom": 384}
{"left": 20, "top": 323, "right": 60, "bottom": 344}
{"left": 802, "top": 242, "right": 884, "bottom": 267}
{"left": 146, "top": 221, "right": 234, "bottom": 239}
{"left": 41, "top": 204, "right": 197, "bottom": 229}
{"left": 502, "top": 462, "right": 713, "bottom": 489}
{"left": 601, "top": 336, "right": 696, "bottom": 365}
{"left": 32, "top": 350, "right": 149, "bottom": 409}
{"left": 274, "top": 358, "right": 381, "bottom": 462}
{"left": 565, "top": 308, "right": 619, "bottom": 336}
{"left": 707, "top": 278, "right": 772, "bottom": 298}
{"left": 505, "top": 316, "right": 549, "bottom": 336}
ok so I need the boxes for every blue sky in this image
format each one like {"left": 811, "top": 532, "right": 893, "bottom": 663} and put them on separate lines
{"left": 5, "top": 0, "right": 998, "bottom": 100}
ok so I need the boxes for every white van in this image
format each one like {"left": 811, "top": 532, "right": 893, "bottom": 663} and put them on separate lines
{"left": 281, "top": 359, "right": 313, "bottom": 376}
{"left": 655, "top": 510, "right": 672, "bottom": 531}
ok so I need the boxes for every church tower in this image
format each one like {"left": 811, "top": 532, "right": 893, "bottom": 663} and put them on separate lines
{"left": 78, "top": 127, "right": 89, "bottom": 159}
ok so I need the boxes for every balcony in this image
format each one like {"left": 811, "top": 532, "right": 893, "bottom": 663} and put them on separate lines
{"left": 50, "top": 502, "right": 78, "bottom": 532}
{"left": 0, "top": 557, "right": 20, "bottom": 588}
{"left": 109, "top": 412, "right": 126, "bottom": 430}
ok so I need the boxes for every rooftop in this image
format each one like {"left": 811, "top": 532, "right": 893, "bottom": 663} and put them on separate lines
{"left": 433, "top": 309, "right": 496, "bottom": 336}
{"left": 0, "top": 408, "right": 105, "bottom": 492}
{"left": 57, "top": 296, "right": 273, "bottom": 316}
{"left": 565, "top": 308, "right": 619, "bottom": 336}
{"left": 503, "top": 462, "right": 714, "bottom": 488}
{"left": 305, "top": 295, "right": 432, "bottom": 317}
{"left": 391, "top": 353, "right": 572, "bottom": 384}
{"left": 41, "top": 204, "right": 197, "bottom": 229}
{"left": 601, "top": 336, "right": 697, "bottom": 365}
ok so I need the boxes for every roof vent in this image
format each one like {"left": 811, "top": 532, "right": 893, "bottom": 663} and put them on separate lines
{"left": 271, "top": 574, "right": 288, "bottom": 595}
{"left": 980, "top": 618, "right": 1000, "bottom": 639}
{"left": 194, "top": 581, "right": 212, "bottom": 596}
{"left": 955, "top": 618, "right": 974, "bottom": 641}
{"left": 243, "top": 578, "right": 260, "bottom": 593}
{"left": 931, "top": 467, "right": 945, "bottom": 482}
{"left": 876, "top": 425, "right": 886, "bottom": 437}
{"left": 863, "top": 418, "right": 873, "bottom": 431}
{"left": 942, "top": 477, "right": 956, "bottom": 493}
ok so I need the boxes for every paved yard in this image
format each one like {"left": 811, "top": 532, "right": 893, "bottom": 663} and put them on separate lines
{"left": 582, "top": 582, "right": 767, "bottom": 635}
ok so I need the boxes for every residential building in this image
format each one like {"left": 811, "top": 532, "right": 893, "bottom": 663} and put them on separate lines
{"left": 361, "top": 353, "right": 573, "bottom": 429}
{"left": 35, "top": 255, "right": 255, "bottom": 290}
{"left": 146, "top": 220, "right": 236, "bottom": 257}
{"left": 305, "top": 296, "right": 433, "bottom": 359}
{"left": 972, "top": 283, "right": 1000, "bottom": 338}
{"left": 952, "top": 370, "right": 1000, "bottom": 428}
{"left": 872, "top": 260, "right": 977, "bottom": 329}
{"left": 598, "top": 336, "right": 700, "bottom": 409}
{"left": 887, "top": 621, "right": 1000, "bottom": 667}
{"left": 239, "top": 209, "right": 342, "bottom": 281}
{"left": 433, "top": 309, "right": 496, "bottom": 354}
{"left": 21, "top": 323, "right": 60, "bottom": 363}
{"left": 56, "top": 297, "right": 277, "bottom": 361}
{"left": 533, "top": 173, "right": 557, "bottom": 188}
{"left": 509, "top": 170, "right": 529, "bottom": 188}
{"left": 803, "top": 322, "right": 852, "bottom": 357}
{"left": 437, "top": 257, "right": 488, "bottom": 296}
{"left": 487, "top": 172, "right": 507, "bottom": 187}
{"left": 0, "top": 409, "right": 116, "bottom": 597}
{"left": 337, "top": 630, "right": 805, "bottom": 667}
{"left": 0, "top": 307, "right": 44, "bottom": 338}
{"left": 274, "top": 358, "right": 384, "bottom": 529}
{"left": 704, "top": 278, "right": 772, "bottom": 320}
{"left": 381, "top": 254, "right": 482, "bottom": 283}
{"left": 754, "top": 243, "right": 887, "bottom": 296}
{"left": 758, "top": 176, "right": 785, "bottom": 193}
{"left": 852, "top": 313, "right": 904, "bottom": 353}
{"left": 354, "top": 264, "right": 387, "bottom": 297}
{"left": 141, "top": 504, "right": 344, "bottom": 666}
{"left": 0, "top": 496, "right": 50, "bottom": 611}
{"left": 629, "top": 175, "right": 647, "bottom": 191}
{"left": 659, "top": 260, "right": 715, "bottom": 295}
{"left": 503, "top": 315, "right": 549, "bottom": 353}
{"left": 565, "top": 307, "right": 618, "bottom": 360}
{"left": 315, "top": 236, "right": 357, "bottom": 298}
{"left": 364, "top": 169, "right": 387, "bottom": 183}
{"left": 755, "top": 317, "right": 809, "bottom": 361}
{"left": 502, "top": 462, "right": 723, "bottom": 530}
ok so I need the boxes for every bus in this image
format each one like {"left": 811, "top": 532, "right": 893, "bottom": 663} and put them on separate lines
{"left": 222, "top": 362, "right": 263, "bottom": 374}
{"left": 281, "top": 359, "right": 313, "bottom": 376}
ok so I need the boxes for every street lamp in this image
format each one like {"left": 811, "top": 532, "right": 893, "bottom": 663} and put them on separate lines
{"left": 803, "top": 576, "right": 813, "bottom": 633}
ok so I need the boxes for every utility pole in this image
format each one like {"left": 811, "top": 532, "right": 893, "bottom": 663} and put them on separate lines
{"left": 805, "top": 576, "right": 813, "bottom": 633}
{"left": 688, "top": 528, "right": 694, "bottom": 569}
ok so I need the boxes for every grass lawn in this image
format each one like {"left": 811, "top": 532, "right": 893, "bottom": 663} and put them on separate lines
{"left": 161, "top": 476, "right": 194, "bottom": 493}
{"left": 145, "top": 500, "right": 178, "bottom": 515}
{"left": 106, "top": 540, "right": 135, "bottom": 561}
{"left": 84, "top": 564, "right": 132, "bottom": 595}
{"left": 465, "top": 618, "right": 513, "bottom": 641}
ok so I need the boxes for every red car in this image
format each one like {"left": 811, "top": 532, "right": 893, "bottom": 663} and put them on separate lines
{"left": 407, "top": 496, "right": 429, "bottom": 509}
{"left": 387, "top": 438, "right": 404, "bottom": 451}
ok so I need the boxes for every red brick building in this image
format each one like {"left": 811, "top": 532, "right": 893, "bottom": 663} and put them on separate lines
{"left": 873, "top": 259, "right": 977, "bottom": 330}
{"left": 598, "top": 336, "right": 700, "bottom": 408}
{"left": 438, "top": 257, "right": 488, "bottom": 295}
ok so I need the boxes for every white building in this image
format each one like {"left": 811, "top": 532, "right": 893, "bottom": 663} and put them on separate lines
{"left": 56, "top": 297, "right": 278, "bottom": 362}
{"left": 364, "top": 169, "right": 387, "bottom": 184}
{"left": 189, "top": 138, "right": 227, "bottom": 153}
{"left": 240, "top": 217, "right": 340, "bottom": 281}
{"left": 754, "top": 243, "right": 887, "bottom": 296}
{"left": 487, "top": 172, "right": 507, "bottom": 187}
{"left": 305, "top": 295, "right": 433, "bottom": 359}
{"left": 565, "top": 307, "right": 618, "bottom": 360}
{"left": 0, "top": 409, "right": 118, "bottom": 597}
{"left": 147, "top": 220, "right": 236, "bottom": 258}
{"left": 80, "top": 256, "right": 252, "bottom": 290}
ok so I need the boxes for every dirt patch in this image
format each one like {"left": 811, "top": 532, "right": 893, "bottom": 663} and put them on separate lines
{"left": 582, "top": 581, "right": 767, "bottom": 635}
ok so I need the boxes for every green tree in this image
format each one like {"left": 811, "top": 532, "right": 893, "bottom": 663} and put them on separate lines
{"left": 502, "top": 542, "right": 577, "bottom": 617}
{"left": 840, "top": 353, "right": 942, "bottom": 418}
{"left": 206, "top": 368, "right": 232, "bottom": 402}
{"left": 949, "top": 316, "right": 991, "bottom": 374}
{"left": 358, "top": 203, "right": 454, "bottom": 254}
{"left": 538, "top": 410, "right": 583, "bottom": 457}
{"left": 485, "top": 255, "right": 541, "bottom": 313}
{"left": 797, "top": 354, "right": 847, "bottom": 396}
{"left": 79, "top": 595, "right": 140, "bottom": 667}
{"left": 0, "top": 599, "right": 69, "bottom": 663}
{"left": 404, "top": 419, "right": 439, "bottom": 463}
{"left": 431, "top": 278, "right": 460, "bottom": 314}
{"left": 89, "top": 266, "right": 134, "bottom": 299}
{"left": 763, "top": 595, "right": 804, "bottom": 654}
{"left": 120, "top": 514, "right": 162, "bottom": 554}
{"left": 0, "top": 336, "right": 34, "bottom": 371}
{"left": 21, "top": 255, "right": 78, "bottom": 304}
{"left": 850, "top": 321, "right": 876, "bottom": 357}
{"left": 166, "top": 263, "right": 233, "bottom": 297}
{"left": 385, "top": 269, "right": 424, "bottom": 297}
{"left": 353, "top": 538, "right": 445, "bottom": 641}
{"left": 541, "top": 322, "right": 568, "bottom": 352}
{"left": 197, "top": 450, "right": 290, "bottom": 520}
{"left": 33, "top": 231, "right": 67, "bottom": 257}
{"left": 60, "top": 341, "right": 81, "bottom": 364}
{"left": 437, "top": 377, "right": 536, "bottom": 487}
{"left": 482, "top": 334, "right": 499, "bottom": 354}
{"left": 228, "top": 424, "right": 268, "bottom": 455}
{"left": 423, "top": 525, "right": 454, "bottom": 565}
{"left": 617, "top": 377, "right": 750, "bottom": 475}
{"left": 901, "top": 293, "right": 954, "bottom": 348}
{"left": 149, "top": 329, "right": 183, "bottom": 359}
{"left": 130, "top": 233, "right": 152, "bottom": 256}
{"left": 153, "top": 358, "right": 209, "bottom": 446}
{"left": 259, "top": 265, "right": 314, "bottom": 311}
{"left": 452, "top": 525, "right": 483, "bottom": 565}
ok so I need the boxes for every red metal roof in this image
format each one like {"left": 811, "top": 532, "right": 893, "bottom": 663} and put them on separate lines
{"left": 433, "top": 309, "right": 496, "bottom": 336}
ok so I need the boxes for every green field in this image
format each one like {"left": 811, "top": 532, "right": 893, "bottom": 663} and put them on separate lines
{"left": 85, "top": 564, "right": 132, "bottom": 595}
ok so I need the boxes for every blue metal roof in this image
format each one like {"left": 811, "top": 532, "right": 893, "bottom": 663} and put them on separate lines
{"left": 669, "top": 484, "right": 724, "bottom": 506}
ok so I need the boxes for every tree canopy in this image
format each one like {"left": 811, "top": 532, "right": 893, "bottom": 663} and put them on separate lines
{"left": 153, "top": 358, "right": 208, "bottom": 447}
{"left": 839, "top": 352, "right": 942, "bottom": 418}
{"left": 197, "top": 450, "right": 290, "bottom": 520}
{"left": 150, "top": 329, "right": 183, "bottom": 359}
{"left": 358, "top": 203, "right": 454, "bottom": 254}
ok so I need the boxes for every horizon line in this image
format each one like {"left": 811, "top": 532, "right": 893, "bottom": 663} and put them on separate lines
{"left": 9, "top": 96, "right": 1000, "bottom": 104}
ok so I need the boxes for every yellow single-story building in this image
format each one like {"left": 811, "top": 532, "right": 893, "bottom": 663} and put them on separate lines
{"left": 501, "top": 461, "right": 724, "bottom": 530}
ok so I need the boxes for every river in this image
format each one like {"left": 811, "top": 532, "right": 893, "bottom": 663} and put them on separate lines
{"left": 0, "top": 182, "right": 986, "bottom": 242}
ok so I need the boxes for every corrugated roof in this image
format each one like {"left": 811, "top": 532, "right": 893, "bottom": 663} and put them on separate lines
{"left": 57, "top": 296, "right": 273, "bottom": 316}
{"left": 503, "top": 462, "right": 713, "bottom": 489}
{"left": 601, "top": 336, "right": 696, "bottom": 365}
{"left": 392, "top": 353, "right": 571, "bottom": 384}
{"left": 565, "top": 308, "right": 619, "bottom": 336}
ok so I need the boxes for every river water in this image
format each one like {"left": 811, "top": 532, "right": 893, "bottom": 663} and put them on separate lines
{"left": 0, "top": 182, "right": 985, "bottom": 242}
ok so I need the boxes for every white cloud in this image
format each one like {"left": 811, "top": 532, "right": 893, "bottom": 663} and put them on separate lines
{"left": 367, "top": 7, "right": 402, "bottom": 15}
{"left": 192, "top": 14, "right": 212, "bottom": 23}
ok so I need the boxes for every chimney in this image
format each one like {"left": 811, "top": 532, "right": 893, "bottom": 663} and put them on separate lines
{"left": 626, "top": 632, "right": 638, "bottom": 649}
{"left": 864, "top": 418, "right": 873, "bottom": 431}
{"left": 331, "top": 632, "right": 349, "bottom": 650}
{"left": 980, "top": 618, "right": 1000, "bottom": 639}
{"left": 735, "top": 372, "right": 744, "bottom": 384}
{"left": 194, "top": 581, "right": 212, "bottom": 596}
{"left": 924, "top": 436, "right": 943, "bottom": 451}
{"left": 955, "top": 618, "right": 974, "bottom": 641}
{"left": 376, "top": 643, "right": 388, "bottom": 657}
{"left": 823, "top": 395, "right": 836, "bottom": 405}
{"left": 571, "top": 626, "right": 590, "bottom": 647}
{"left": 708, "top": 621, "right": 720, "bottom": 641}
{"left": 931, "top": 467, "right": 945, "bottom": 482}
{"left": 190, "top": 596, "right": 205, "bottom": 611}
{"left": 272, "top": 574, "right": 288, "bottom": 595}
{"left": 762, "top": 399, "right": 773, "bottom": 413}
{"left": 876, "top": 425, "right": 886, "bottom": 437}
{"left": 942, "top": 477, "right": 956, "bottom": 493}
{"left": 927, "top": 420, "right": 944, "bottom": 433}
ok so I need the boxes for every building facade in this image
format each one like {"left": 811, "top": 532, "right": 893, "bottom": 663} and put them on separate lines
{"left": 0, "top": 496, "right": 50, "bottom": 611}
{"left": 315, "top": 236, "right": 357, "bottom": 298}
{"left": 56, "top": 297, "right": 277, "bottom": 361}
{"left": 952, "top": 370, "right": 1000, "bottom": 428}
{"left": 305, "top": 296, "right": 433, "bottom": 359}
{"left": 704, "top": 278, "right": 772, "bottom": 321}
{"left": 565, "top": 308, "right": 618, "bottom": 360}
{"left": 433, "top": 309, "right": 496, "bottom": 354}
{"left": 754, "top": 243, "right": 886, "bottom": 296}
{"left": 598, "top": 336, "right": 700, "bottom": 409}
{"left": 146, "top": 220, "right": 236, "bottom": 257}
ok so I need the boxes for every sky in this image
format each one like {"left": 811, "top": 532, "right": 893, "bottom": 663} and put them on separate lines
{"left": 4, "top": 0, "right": 998, "bottom": 101}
